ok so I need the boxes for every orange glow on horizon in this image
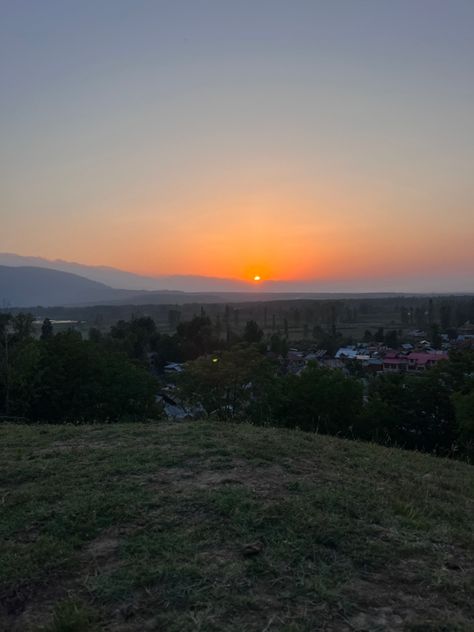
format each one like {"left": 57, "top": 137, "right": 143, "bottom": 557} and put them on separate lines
{"left": 42, "top": 178, "right": 474, "bottom": 287}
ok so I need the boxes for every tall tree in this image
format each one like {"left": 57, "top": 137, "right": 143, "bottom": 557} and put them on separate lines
{"left": 243, "top": 320, "right": 263, "bottom": 344}
{"left": 40, "top": 318, "right": 53, "bottom": 340}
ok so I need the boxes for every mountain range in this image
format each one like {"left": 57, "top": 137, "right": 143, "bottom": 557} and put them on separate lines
{"left": 0, "top": 264, "right": 402, "bottom": 308}
{"left": 1, "top": 253, "right": 473, "bottom": 307}
{"left": 0, "top": 265, "right": 241, "bottom": 308}
{"left": 0, "top": 253, "right": 253, "bottom": 292}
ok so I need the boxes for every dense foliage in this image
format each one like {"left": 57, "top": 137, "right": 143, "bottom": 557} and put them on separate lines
{"left": 0, "top": 315, "right": 159, "bottom": 423}
{"left": 1, "top": 312, "right": 473, "bottom": 459}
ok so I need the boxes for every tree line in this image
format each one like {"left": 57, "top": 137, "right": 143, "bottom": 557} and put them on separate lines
{"left": 0, "top": 314, "right": 160, "bottom": 423}
{"left": 0, "top": 313, "right": 257, "bottom": 422}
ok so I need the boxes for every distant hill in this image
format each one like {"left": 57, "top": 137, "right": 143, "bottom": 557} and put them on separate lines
{"left": 0, "top": 265, "right": 140, "bottom": 307}
{"left": 4, "top": 263, "right": 471, "bottom": 310}
{"left": 2, "top": 253, "right": 473, "bottom": 295}
{"left": 0, "top": 265, "right": 249, "bottom": 307}
{"left": 0, "top": 254, "right": 406, "bottom": 301}
{"left": 0, "top": 253, "right": 252, "bottom": 292}
{"left": 0, "top": 264, "right": 429, "bottom": 309}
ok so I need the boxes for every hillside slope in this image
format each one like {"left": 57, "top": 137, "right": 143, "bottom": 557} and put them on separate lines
{"left": 1, "top": 421, "right": 473, "bottom": 631}
{"left": 0, "top": 265, "right": 138, "bottom": 307}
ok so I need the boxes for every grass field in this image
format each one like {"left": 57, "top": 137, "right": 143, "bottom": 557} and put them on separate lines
{"left": 1, "top": 421, "right": 473, "bottom": 631}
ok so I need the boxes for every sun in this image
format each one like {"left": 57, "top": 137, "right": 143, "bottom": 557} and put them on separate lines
{"left": 253, "top": 275, "right": 261, "bottom": 282}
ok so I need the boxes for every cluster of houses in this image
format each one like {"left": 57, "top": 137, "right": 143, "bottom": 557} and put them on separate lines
{"left": 157, "top": 324, "right": 474, "bottom": 419}
{"left": 329, "top": 346, "right": 447, "bottom": 374}
{"left": 285, "top": 346, "right": 447, "bottom": 375}
{"left": 284, "top": 328, "right": 474, "bottom": 376}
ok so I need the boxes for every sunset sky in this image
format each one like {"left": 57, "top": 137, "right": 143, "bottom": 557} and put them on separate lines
{"left": 1, "top": 0, "right": 473, "bottom": 291}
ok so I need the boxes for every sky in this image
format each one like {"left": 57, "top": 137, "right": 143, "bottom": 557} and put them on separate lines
{"left": 1, "top": 0, "right": 473, "bottom": 291}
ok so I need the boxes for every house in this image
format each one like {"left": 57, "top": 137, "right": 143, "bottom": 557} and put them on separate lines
{"left": 286, "top": 349, "right": 306, "bottom": 374}
{"left": 383, "top": 357, "right": 408, "bottom": 372}
{"left": 366, "top": 358, "right": 384, "bottom": 373}
{"left": 459, "top": 322, "right": 474, "bottom": 335}
{"left": 456, "top": 334, "right": 474, "bottom": 345}
{"left": 407, "top": 330, "right": 426, "bottom": 338}
{"left": 383, "top": 350, "right": 400, "bottom": 359}
{"left": 335, "top": 347, "right": 358, "bottom": 360}
{"left": 406, "top": 352, "right": 448, "bottom": 371}
{"left": 304, "top": 350, "right": 327, "bottom": 363}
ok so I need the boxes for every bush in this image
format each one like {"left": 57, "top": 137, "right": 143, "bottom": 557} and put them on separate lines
{"left": 258, "top": 365, "right": 363, "bottom": 435}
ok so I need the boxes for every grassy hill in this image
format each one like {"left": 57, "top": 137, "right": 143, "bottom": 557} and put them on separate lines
{"left": 1, "top": 421, "right": 473, "bottom": 631}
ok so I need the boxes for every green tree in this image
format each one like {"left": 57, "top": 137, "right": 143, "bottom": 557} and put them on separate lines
{"left": 178, "top": 347, "right": 268, "bottom": 420}
{"left": 400, "top": 307, "right": 409, "bottom": 325}
{"left": 41, "top": 318, "right": 53, "bottom": 340}
{"left": 330, "top": 304, "right": 337, "bottom": 336}
{"left": 430, "top": 323, "right": 442, "bottom": 349}
{"left": 7, "top": 339, "right": 42, "bottom": 418}
{"left": 263, "top": 365, "right": 363, "bottom": 435}
{"left": 0, "top": 314, "right": 13, "bottom": 415}
{"left": 12, "top": 313, "right": 34, "bottom": 343}
{"left": 13, "top": 332, "right": 160, "bottom": 423}
{"left": 374, "top": 327, "right": 384, "bottom": 343}
{"left": 453, "top": 386, "right": 474, "bottom": 447}
{"left": 243, "top": 320, "right": 263, "bottom": 344}
{"left": 384, "top": 330, "right": 398, "bottom": 348}
{"left": 176, "top": 316, "right": 217, "bottom": 359}
{"left": 110, "top": 316, "right": 160, "bottom": 362}
{"left": 440, "top": 302, "right": 452, "bottom": 330}
{"left": 360, "top": 371, "right": 456, "bottom": 453}
{"left": 269, "top": 333, "right": 288, "bottom": 356}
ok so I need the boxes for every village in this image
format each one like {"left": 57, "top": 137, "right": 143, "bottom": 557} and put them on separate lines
{"left": 156, "top": 320, "right": 474, "bottom": 420}
{"left": 163, "top": 321, "right": 474, "bottom": 376}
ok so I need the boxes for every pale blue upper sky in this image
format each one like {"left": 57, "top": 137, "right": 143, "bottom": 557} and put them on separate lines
{"left": 1, "top": 0, "right": 473, "bottom": 289}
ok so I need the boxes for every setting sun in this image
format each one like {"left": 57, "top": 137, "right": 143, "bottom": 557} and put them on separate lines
{"left": 253, "top": 275, "right": 261, "bottom": 282}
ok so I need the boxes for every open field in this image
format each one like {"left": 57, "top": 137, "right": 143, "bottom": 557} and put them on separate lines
{"left": 1, "top": 421, "right": 473, "bottom": 631}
